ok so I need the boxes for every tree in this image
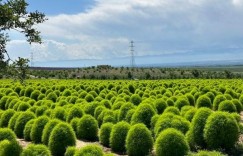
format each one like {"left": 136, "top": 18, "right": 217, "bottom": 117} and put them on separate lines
{"left": 0, "top": 0, "right": 46, "bottom": 73}
{"left": 11, "top": 57, "right": 29, "bottom": 84}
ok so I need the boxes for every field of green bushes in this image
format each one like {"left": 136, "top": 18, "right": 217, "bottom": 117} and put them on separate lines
{"left": 0, "top": 79, "right": 243, "bottom": 156}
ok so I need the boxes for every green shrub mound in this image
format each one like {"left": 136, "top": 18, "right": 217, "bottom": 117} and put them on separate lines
{"left": 0, "top": 128, "right": 17, "bottom": 141}
{"left": 85, "top": 94, "right": 94, "bottom": 102}
{"left": 70, "top": 118, "right": 79, "bottom": 135}
{"left": 0, "top": 96, "right": 9, "bottom": 110}
{"left": 49, "top": 123, "right": 76, "bottom": 156}
{"left": 155, "top": 128, "right": 189, "bottom": 156}
{"left": 110, "top": 121, "right": 130, "bottom": 153}
{"left": 125, "top": 109, "right": 135, "bottom": 123}
{"left": 204, "top": 111, "right": 239, "bottom": 151}
{"left": 21, "top": 144, "right": 51, "bottom": 156}
{"left": 46, "top": 92, "right": 58, "bottom": 102}
{"left": 51, "top": 107, "right": 67, "bottom": 121}
{"left": 30, "top": 116, "right": 49, "bottom": 144}
{"left": 118, "top": 103, "right": 134, "bottom": 121}
{"left": 213, "top": 95, "right": 226, "bottom": 110}
{"left": 184, "top": 108, "right": 197, "bottom": 122}
{"left": 154, "top": 98, "right": 168, "bottom": 114}
{"left": 218, "top": 100, "right": 237, "bottom": 113}
{"left": 125, "top": 123, "right": 153, "bottom": 156}
{"left": 77, "top": 115, "right": 98, "bottom": 141}
{"left": 196, "top": 95, "right": 212, "bottom": 108}
{"left": 65, "top": 146, "right": 77, "bottom": 156}
{"left": 99, "top": 123, "right": 113, "bottom": 147}
{"left": 17, "top": 102, "right": 31, "bottom": 111}
{"left": 14, "top": 111, "right": 36, "bottom": 138}
{"left": 185, "top": 93, "right": 195, "bottom": 106}
{"left": 175, "top": 98, "right": 190, "bottom": 110}
{"left": 74, "top": 145, "right": 103, "bottom": 156}
{"left": 67, "top": 106, "right": 84, "bottom": 122}
{"left": 23, "top": 119, "right": 35, "bottom": 141}
{"left": 0, "top": 140, "right": 22, "bottom": 156}
{"left": 131, "top": 103, "right": 156, "bottom": 128}
{"left": 130, "top": 94, "right": 142, "bottom": 106}
{"left": 84, "top": 102, "right": 99, "bottom": 116}
{"left": 150, "top": 114, "right": 159, "bottom": 131}
{"left": 189, "top": 150, "right": 227, "bottom": 156}
{"left": 35, "top": 105, "right": 48, "bottom": 117}
{"left": 181, "top": 106, "right": 194, "bottom": 117}
{"left": 186, "top": 107, "right": 213, "bottom": 149}
{"left": 8, "top": 112, "right": 21, "bottom": 130}
{"left": 0, "top": 109, "right": 15, "bottom": 127}
{"left": 163, "top": 106, "right": 180, "bottom": 115}
{"left": 42, "top": 119, "right": 61, "bottom": 145}
{"left": 154, "top": 113, "right": 190, "bottom": 137}
{"left": 231, "top": 99, "right": 243, "bottom": 113}
{"left": 30, "top": 90, "right": 41, "bottom": 101}
{"left": 94, "top": 106, "right": 106, "bottom": 119}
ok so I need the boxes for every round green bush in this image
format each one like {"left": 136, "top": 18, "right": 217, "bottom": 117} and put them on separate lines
{"left": 125, "top": 123, "right": 153, "bottom": 156}
{"left": 94, "top": 106, "right": 106, "bottom": 119}
{"left": 196, "top": 95, "right": 212, "bottom": 109}
{"left": 131, "top": 103, "right": 156, "bottom": 128}
{"left": 109, "top": 121, "right": 130, "bottom": 153}
{"left": 46, "top": 92, "right": 58, "bottom": 102}
{"left": 154, "top": 113, "right": 190, "bottom": 137}
{"left": 186, "top": 107, "right": 213, "bottom": 149}
{"left": 21, "top": 144, "right": 51, "bottom": 156}
{"left": 65, "top": 146, "right": 77, "bottom": 156}
{"left": 190, "top": 150, "right": 226, "bottom": 156}
{"left": 185, "top": 93, "right": 195, "bottom": 106}
{"left": 184, "top": 108, "right": 197, "bottom": 122}
{"left": 154, "top": 98, "right": 168, "bottom": 114}
{"left": 84, "top": 102, "right": 99, "bottom": 116}
{"left": 0, "top": 96, "right": 10, "bottom": 110}
{"left": 23, "top": 119, "right": 35, "bottom": 141}
{"left": 213, "top": 95, "right": 226, "bottom": 110}
{"left": 181, "top": 106, "right": 194, "bottom": 117}
{"left": 24, "top": 87, "right": 34, "bottom": 97}
{"left": 125, "top": 109, "right": 135, "bottom": 123}
{"left": 42, "top": 119, "right": 61, "bottom": 145}
{"left": 0, "top": 128, "right": 17, "bottom": 141}
{"left": 70, "top": 118, "right": 79, "bottom": 135}
{"left": 8, "top": 112, "right": 21, "bottom": 130}
{"left": 99, "top": 122, "right": 113, "bottom": 147}
{"left": 163, "top": 106, "right": 180, "bottom": 115}
{"left": 231, "top": 99, "right": 243, "bottom": 113}
{"left": 35, "top": 105, "right": 48, "bottom": 117}
{"left": 77, "top": 115, "right": 98, "bottom": 141}
{"left": 30, "top": 116, "right": 49, "bottom": 143}
{"left": 155, "top": 128, "right": 189, "bottom": 156}
{"left": 30, "top": 90, "right": 41, "bottom": 101}
{"left": 0, "top": 140, "right": 22, "bottom": 156}
{"left": 85, "top": 94, "right": 94, "bottom": 102}
{"left": 218, "top": 100, "right": 237, "bottom": 113}
{"left": 74, "top": 145, "right": 103, "bottom": 156}
{"left": 175, "top": 98, "right": 190, "bottom": 110}
{"left": 101, "top": 99, "right": 112, "bottom": 109}
{"left": 150, "top": 114, "right": 159, "bottom": 131}
{"left": 130, "top": 94, "right": 142, "bottom": 106}
{"left": 118, "top": 102, "right": 134, "bottom": 121}
{"left": 49, "top": 123, "right": 76, "bottom": 156}
{"left": 66, "top": 106, "right": 84, "bottom": 122}
{"left": 0, "top": 109, "right": 15, "bottom": 128}
{"left": 51, "top": 107, "right": 67, "bottom": 121}
{"left": 14, "top": 111, "right": 36, "bottom": 138}
{"left": 204, "top": 111, "right": 239, "bottom": 151}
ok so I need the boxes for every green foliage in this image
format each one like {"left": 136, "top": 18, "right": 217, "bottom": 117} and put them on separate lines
{"left": 110, "top": 121, "right": 130, "bottom": 153}
{"left": 131, "top": 103, "right": 156, "bottom": 128}
{"left": 85, "top": 94, "right": 94, "bottom": 102}
{"left": 125, "top": 123, "right": 153, "bottom": 156}
{"left": 186, "top": 108, "right": 213, "bottom": 149}
{"left": 175, "top": 97, "right": 190, "bottom": 110}
{"left": 77, "top": 115, "right": 98, "bottom": 141}
{"left": 30, "top": 116, "right": 49, "bottom": 143}
{"left": 67, "top": 106, "right": 84, "bottom": 122}
{"left": 14, "top": 111, "right": 36, "bottom": 138}
{"left": 74, "top": 145, "right": 104, "bottom": 156}
{"left": 49, "top": 123, "right": 76, "bottom": 156}
{"left": 189, "top": 150, "right": 226, "bottom": 156}
{"left": 163, "top": 106, "right": 180, "bottom": 115}
{"left": 0, "top": 128, "right": 17, "bottom": 141}
{"left": 155, "top": 128, "right": 189, "bottom": 156}
{"left": 30, "top": 90, "right": 41, "bottom": 101}
{"left": 0, "top": 140, "right": 22, "bottom": 156}
{"left": 99, "top": 123, "right": 113, "bottom": 147}
{"left": 46, "top": 92, "right": 58, "bottom": 102}
{"left": 196, "top": 95, "right": 212, "bottom": 108}
{"left": 42, "top": 119, "right": 61, "bottom": 145}
{"left": 21, "top": 144, "right": 51, "bottom": 156}
{"left": 213, "top": 95, "right": 226, "bottom": 110}
{"left": 231, "top": 99, "right": 243, "bottom": 113}
{"left": 218, "top": 100, "right": 237, "bottom": 113}
{"left": 184, "top": 108, "right": 197, "bottom": 122}
{"left": 70, "top": 118, "right": 79, "bottom": 135}
{"left": 0, "top": 109, "right": 15, "bottom": 127}
{"left": 8, "top": 112, "right": 21, "bottom": 130}
{"left": 155, "top": 113, "right": 190, "bottom": 137}
{"left": 23, "top": 119, "right": 35, "bottom": 141}
{"left": 130, "top": 94, "right": 142, "bottom": 105}
{"left": 118, "top": 102, "right": 134, "bottom": 121}
{"left": 154, "top": 98, "right": 167, "bottom": 114}
{"left": 65, "top": 146, "right": 77, "bottom": 156}
{"left": 204, "top": 111, "right": 239, "bottom": 151}
{"left": 51, "top": 107, "right": 67, "bottom": 121}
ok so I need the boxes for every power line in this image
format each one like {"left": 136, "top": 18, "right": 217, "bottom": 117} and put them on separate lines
{"left": 130, "top": 40, "right": 135, "bottom": 68}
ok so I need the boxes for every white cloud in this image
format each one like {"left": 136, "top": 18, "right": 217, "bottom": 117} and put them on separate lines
{"left": 7, "top": 0, "right": 243, "bottom": 64}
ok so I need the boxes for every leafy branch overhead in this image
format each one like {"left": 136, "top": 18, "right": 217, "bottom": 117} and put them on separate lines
{"left": 0, "top": 0, "right": 47, "bottom": 65}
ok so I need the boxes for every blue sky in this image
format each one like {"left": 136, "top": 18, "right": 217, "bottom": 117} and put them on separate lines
{"left": 6, "top": 0, "right": 243, "bottom": 67}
